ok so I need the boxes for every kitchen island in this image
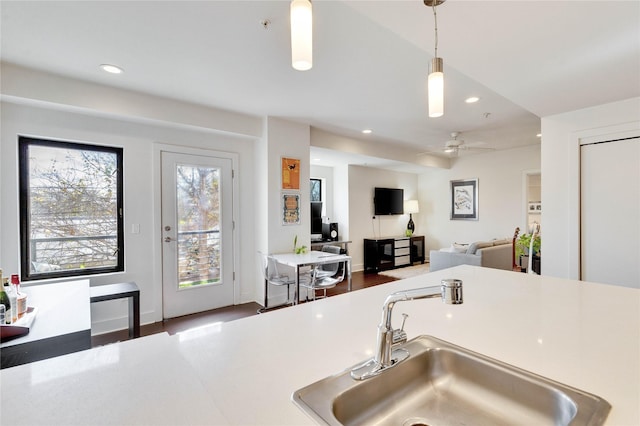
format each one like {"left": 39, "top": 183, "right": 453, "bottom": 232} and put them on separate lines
{"left": 1, "top": 265, "right": 638, "bottom": 425}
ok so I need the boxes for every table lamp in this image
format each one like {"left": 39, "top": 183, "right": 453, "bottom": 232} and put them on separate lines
{"left": 404, "top": 200, "right": 419, "bottom": 234}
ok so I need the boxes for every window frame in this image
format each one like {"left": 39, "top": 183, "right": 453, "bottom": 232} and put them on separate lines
{"left": 18, "top": 136, "right": 125, "bottom": 281}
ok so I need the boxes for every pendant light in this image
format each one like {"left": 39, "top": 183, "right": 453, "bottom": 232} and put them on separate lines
{"left": 425, "top": 0, "right": 445, "bottom": 118}
{"left": 290, "top": 0, "right": 313, "bottom": 71}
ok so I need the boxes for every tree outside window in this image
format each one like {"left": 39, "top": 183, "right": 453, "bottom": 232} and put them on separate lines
{"left": 310, "top": 178, "right": 322, "bottom": 202}
{"left": 18, "top": 137, "right": 124, "bottom": 281}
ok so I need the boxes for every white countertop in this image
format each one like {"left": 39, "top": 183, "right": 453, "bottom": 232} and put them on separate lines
{"left": 1, "top": 279, "right": 91, "bottom": 348}
{"left": 1, "top": 266, "right": 639, "bottom": 425}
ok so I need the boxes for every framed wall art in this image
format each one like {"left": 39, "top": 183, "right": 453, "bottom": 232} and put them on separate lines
{"left": 528, "top": 202, "right": 542, "bottom": 214}
{"left": 282, "top": 192, "right": 301, "bottom": 225}
{"left": 281, "top": 157, "right": 300, "bottom": 190}
{"left": 450, "top": 178, "right": 478, "bottom": 220}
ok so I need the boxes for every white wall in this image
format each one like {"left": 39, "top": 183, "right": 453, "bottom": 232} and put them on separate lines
{"left": 263, "top": 117, "right": 310, "bottom": 254}
{"left": 418, "top": 145, "right": 541, "bottom": 254}
{"left": 348, "top": 165, "right": 419, "bottom": 271}
{"left": 258, "top": 117, "right": 311, "bottom": 305}
{"left": 541, "top": 97, "right": 640, "bottom": 280}
{"left": 333, "top": 164, "right": 350, "bottom": 244}
{"left": 0, "top": 101, "right": 258, "bottom": 333}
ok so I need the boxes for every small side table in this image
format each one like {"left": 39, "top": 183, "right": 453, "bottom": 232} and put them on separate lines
{"left": 90, "top": 282, "right": 140, "bottom": 339}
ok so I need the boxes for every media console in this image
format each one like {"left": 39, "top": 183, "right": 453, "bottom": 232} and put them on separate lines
{"left": 363, "top": 235, "right": 425, "bottom": 273}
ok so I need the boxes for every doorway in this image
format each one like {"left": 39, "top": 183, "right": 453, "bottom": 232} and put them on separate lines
{"left": 522, "top": 170, "right": 541, "bottom": 233}
{"left": 526, "top": 172, "right": 541, "bottom": 232}
{"left": 580, "top": 136, "right": 639, "bottom": 288}
{"left": 161, "top": 151, "right": 235, "bottom": 318}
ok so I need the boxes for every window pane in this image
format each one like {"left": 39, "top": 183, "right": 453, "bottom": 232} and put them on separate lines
{"left": 310, "top": 178, "right": 321, "bottom": 202}
{"left": 20, "top": 138, "right": 123, "bottom": 280}
{"left": 175, "top": 164, "right": 221, "bottom": 288}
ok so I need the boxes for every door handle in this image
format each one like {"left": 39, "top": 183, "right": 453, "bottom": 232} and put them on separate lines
{"left": 164, "top": 237, "right": 176, "bottom": 243}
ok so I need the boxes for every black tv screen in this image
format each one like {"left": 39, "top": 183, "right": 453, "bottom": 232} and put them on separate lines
{"left": 374, "top": 187, "right": 404, "bottom": 215}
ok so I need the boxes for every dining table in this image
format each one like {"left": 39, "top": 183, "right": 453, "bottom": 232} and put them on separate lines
{"left": 269, "top": 250, "right": 352, "bottom": 305}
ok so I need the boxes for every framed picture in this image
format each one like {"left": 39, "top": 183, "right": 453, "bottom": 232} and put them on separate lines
{"left": 281, "top": 157, "right": 300, "bottom": 190}
{"left": 528, "top": 202, "right": 542, "bottom": 213}
{"left": 282, "top": 192, "right": 301, "bottom": 225}
{"left": 450, "top": 178, "right": 478, "bottom": 220}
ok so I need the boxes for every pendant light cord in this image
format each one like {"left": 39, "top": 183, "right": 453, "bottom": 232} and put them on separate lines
{"left": 432, "top": 3, "right": 439, "bottom": 58}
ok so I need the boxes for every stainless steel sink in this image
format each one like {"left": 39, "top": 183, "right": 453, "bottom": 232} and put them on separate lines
{"left": 293, "top": 335, "right": 611, "bottom": 425}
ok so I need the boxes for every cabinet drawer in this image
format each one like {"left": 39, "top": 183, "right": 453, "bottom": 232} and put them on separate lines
{"left": 395, "top": 255, "right": 410, "bottom": 266}
{"left": 395, "top": 238, "right": 410, "bottom": 248}
{"left": 395, "top": 247, "right": 410, "bottom": 256}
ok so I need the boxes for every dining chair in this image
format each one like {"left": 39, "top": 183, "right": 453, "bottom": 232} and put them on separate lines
{"left": 312, "top": 245, "right": 342, "bottom": 279}
{"left": 301, "top": 245, "right": 346, "bottom": 301}
{"left": 257, "top": 251, "right": 295, "bottom": 313}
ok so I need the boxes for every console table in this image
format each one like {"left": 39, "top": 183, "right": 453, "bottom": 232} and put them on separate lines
{"left": 1, "top": 279, "right": 91, "bottom": 369}
{"left": 364, "top": 235, "right": 425, "bottom": 273}
{"left": 309, "top": 240, "right": 351, "bottom": 254}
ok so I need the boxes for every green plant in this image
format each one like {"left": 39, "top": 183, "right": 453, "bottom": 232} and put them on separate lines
{"left": 515, "top": 233, "right": 541, "bottom": 259}
{"left": 293, "top": 235, "right": 308, "bottom": 254}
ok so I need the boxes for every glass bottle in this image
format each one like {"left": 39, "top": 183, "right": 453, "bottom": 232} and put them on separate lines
{"left": 11, "top": 274, "right": 27, "bottom": 319}
{"left": 0, "top": 282, "right": 11, "bottom": 325}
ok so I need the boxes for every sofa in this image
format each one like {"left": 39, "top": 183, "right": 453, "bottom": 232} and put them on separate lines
{"left": 429, "top": 238, "right": 512, "bottom": 272}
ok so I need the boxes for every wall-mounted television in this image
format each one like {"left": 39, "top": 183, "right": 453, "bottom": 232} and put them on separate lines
{"left": 374, "top": 187, "right": 404, "bottom": 215}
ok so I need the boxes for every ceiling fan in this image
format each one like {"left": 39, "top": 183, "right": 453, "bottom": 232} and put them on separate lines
{"left": 439, "top": 132, "right": 493, "bottom": 156}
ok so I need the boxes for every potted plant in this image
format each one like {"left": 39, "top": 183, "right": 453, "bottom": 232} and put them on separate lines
{"left": 293, "top": 235, "right": 308, "bottom": 254}
{"left": 516, "top": 233, "right": 541, "bottom": 267}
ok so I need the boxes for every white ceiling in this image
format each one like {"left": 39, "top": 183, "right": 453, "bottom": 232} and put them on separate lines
{"left": 1, "top": 1, "right": 638, "bottom": 168}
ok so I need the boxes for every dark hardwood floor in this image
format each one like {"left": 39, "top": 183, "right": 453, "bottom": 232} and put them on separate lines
{"left": 91, "top": 270, "right": 396, "bottom": 347}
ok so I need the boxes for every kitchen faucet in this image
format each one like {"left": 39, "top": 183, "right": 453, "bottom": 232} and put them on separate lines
{"left": 351, "top": 279, "right": 463, "bottom": 380}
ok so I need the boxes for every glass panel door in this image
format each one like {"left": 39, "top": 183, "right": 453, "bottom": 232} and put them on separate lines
{"left": 161, "top": 151, "right": 234, "bottom": 318}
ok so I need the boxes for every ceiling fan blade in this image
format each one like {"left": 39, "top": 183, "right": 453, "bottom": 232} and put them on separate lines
{"left": 460, "top": 145, "right": 494, "bottom": 151}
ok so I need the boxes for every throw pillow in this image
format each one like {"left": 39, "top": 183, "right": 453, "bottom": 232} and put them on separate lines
{"left": 452, "top": 243, "right": 468, "bottom": 253}
{"left": 440, "top": 243, "right": 468, "bottom": 253}
{"left": 467, "top": 241, "right": 493, "bottom": 254}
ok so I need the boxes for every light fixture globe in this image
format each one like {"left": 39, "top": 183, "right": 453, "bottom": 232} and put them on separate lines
{"left": 290, "top": 0, "right": 313, "bottom": 71}
{"left": 428, "top": 57, "right": 444, "bottom": 118}
{"left": 425, "top": 0, "right": 445, "bottom": 118}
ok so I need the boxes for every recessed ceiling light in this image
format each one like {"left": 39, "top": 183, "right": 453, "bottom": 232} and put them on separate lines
{"left": 100, "top": 64, "right": 123, "bottom": 74}
{"left": 465, "top": 96, "right": 480, "bottom": 104}
{"left": 362, "top": 129, "right": 372, "bottom": 134}
{"left": 536, "top": 133, "right": 542, "bottom": 138}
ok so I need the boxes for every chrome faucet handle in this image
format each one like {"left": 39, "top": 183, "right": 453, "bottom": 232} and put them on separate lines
{"left": 400, "top": 313, "right": 409, "bottom": 331}
{"left": 392, "top": 313, "right": 409, "bottom": 346}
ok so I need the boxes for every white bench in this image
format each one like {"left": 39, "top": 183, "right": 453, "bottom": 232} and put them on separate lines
{"left": 90, "top": 282, "right": 140, "bottom": 338}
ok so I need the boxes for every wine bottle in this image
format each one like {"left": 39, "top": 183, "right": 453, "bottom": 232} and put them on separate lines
{"left": 1, "top": 281, "right": 11, "bottom": 325}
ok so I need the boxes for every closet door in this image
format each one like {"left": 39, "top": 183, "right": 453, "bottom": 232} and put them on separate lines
{"left": 580, "top": 137, "right": 639, "bottom": 288}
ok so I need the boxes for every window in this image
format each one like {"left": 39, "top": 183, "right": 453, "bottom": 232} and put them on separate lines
{"left": 18, "top": 137, "right": 124, "bottom": 281}
{"left": 310, "top": 178, "right": 322, "bottom": 202}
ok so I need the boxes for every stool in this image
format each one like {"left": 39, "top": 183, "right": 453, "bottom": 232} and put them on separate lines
{"left": 90, "top": 282, "right": 140, "bottom": 338}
